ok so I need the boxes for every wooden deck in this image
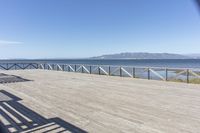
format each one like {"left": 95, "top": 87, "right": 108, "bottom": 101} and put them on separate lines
{"left": 0, "top": 70, "right": 200, "bottom": 133}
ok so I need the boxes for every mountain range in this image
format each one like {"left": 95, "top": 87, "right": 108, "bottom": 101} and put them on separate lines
{"left": 91, "top": 52, "right": 199, "bottom": 59}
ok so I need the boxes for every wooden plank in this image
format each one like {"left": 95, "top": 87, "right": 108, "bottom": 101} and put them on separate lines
{"left": 0, "top": 70, "right": 200, "bottom": 133}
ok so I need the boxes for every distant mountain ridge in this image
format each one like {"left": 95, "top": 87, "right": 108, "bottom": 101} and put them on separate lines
{"left": 91, "top": 52, "right": 193, "bottom": 59}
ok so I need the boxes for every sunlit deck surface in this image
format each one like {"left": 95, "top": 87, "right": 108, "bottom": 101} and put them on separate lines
{"left": 0, "top": 70, "right": 200, "bottom": 133}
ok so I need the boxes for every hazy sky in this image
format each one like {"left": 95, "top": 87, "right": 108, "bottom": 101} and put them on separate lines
{"left": 0, "top": 0, "right": 200, "bottom": 59}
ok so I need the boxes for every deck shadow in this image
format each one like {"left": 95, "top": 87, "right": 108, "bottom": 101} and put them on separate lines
{"left": 0, "top": 90, "right": 87, "bottom": 133}
{"left": 0, "top": 73, "right": 32, "bottom": 84}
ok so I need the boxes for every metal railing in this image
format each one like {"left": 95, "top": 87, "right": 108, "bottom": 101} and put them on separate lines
{"left": 38, "top": 63, "right": 200, "bottom": 84}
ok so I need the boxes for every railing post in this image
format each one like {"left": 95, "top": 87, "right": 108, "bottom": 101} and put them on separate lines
{"left": 52, "top": 64, "right": 54, "bottom": 70}
{"left": 120, "top": 67, "right": 122, "bottom": 77}
{"left": 90, "top": 66, "right": 92, "bottom": 74}
{"left": 186, "top": 69, "right": 190, "bottom": 83}
{"left": 109, "top": 66, "right": 111, "bottom": 76}
{"left": 132, "top": 67, "right": 136, "bottom": 78}
{"left": 98, "top": 66, "right": 100, "bottom": 75}
{"left": 147, "top": 68, "right": 150, "bottom": 80}
{"left": 75, "top": 65, "right": 76, "bottom": 72}
{"left": 165, "top": 68, "right": 168, "bottom": 81}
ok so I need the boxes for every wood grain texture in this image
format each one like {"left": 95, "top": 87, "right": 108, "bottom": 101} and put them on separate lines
{"left": 0, "top": 70, "right": 200, "bottom": 133}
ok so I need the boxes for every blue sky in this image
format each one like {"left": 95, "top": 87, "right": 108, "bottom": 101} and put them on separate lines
{"left": 0, "top": 0, "right": 200, "bottom": 59}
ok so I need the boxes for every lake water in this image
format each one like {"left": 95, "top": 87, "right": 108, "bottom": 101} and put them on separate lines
{"left": 0, "top": 59, "right": 200, "bottom": 68}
